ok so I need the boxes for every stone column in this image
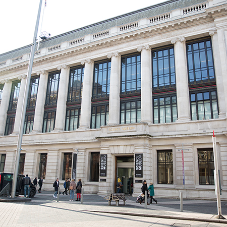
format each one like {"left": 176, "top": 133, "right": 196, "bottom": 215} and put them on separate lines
{"left": 108, "top": 52, "right": 121, "bottom": 125}
{"left": 13, "top": 75, "right": 27, "bottom": 135}
{"left": 137, "top": 45, "right": 152, "bottom": 123}
{"left": 54, "top": 65, "right": 70, "bottom": 131}
{"left": 209, "top": 29, "right": 226, "bottom": 118}
{"left": 0, "top": 80, "right": 12, "bottom": 136}
{"left": 32, "top": 71, "right": 48, "bottom": 133}
{"left": 172, "top": 37, "right": 190, "bottom": 122}
{"left": 79, "top": 59, "right": 94, "bottom": 129}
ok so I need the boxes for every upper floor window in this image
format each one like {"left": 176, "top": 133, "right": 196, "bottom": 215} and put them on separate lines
{"left": 121, "top": 54, "right": 141, "bottom": 94}
{"left": 8, "top": 80, "right": 21, "bottom": 111}
{"left": 45, "top": 71, "right": 60, "bottom": 106}
{"left": 198, "top": 148, "right": 214, "bottom": 185}
{"left": 23, "top": 113, "right": 34, "bottom": 134}
{"left": 93, "top": 60, "right": 111, "bottom": 98}
{"left": 68, "top": 66, "right": 84, "bottom": 103}
{"left": 4, "top": 115, "right": 15, "bottom": 135}
{"left": 190, "top": 89, "right": 218, "bottom": 120}
{"left": 91, "top": 103, "right": 109, "bottom": 129}
{"left": 152, "top": 46, "right": 175, "bottom": 89}
{"left": 42, "top": 110, "right": 56, "bottom": 133}
{"left": 65, "top": 107, "right": 80, "bottom": 131}
{"left": 187, "top": 38, "right": 215, "bottom": 84}
{"left": 27, "top": 76, "right": 40, "bottom": 109}
{"left": 153, "top": 95, "right": 177, "bottom": 124}
{"left": 0, "top": 84, "right": 3, "bottom": 105}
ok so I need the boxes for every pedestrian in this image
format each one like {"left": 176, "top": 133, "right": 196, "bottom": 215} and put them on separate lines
{"left": 69, "top": 179, "right": 76, "bottom": 201}
{"left": 117, "top": 177, "right": 122, "bottom": 193}
{"left": 33, "top": 177, "right": 37, "bottom": 189}
{"left": 23, "top": 174, "right": 31, "bottom": 198}
{"left": 53, "top": 178, "right": 59, "bottom": 198}
{"left": 66, "top": 178, "right": 70, "bottom": 194}
{"left": 76, "top": 179, "right": 82, "bottom": 201}
{"left": 148, "top": 182, "right": 157, "bottom": 204}
{"left": 38, "top": 177, "right": 43, "bottom": 193}
{"left": 141, "top": 180, "right": 149, "bottom": 204}
{"left": 63, "top": 179, "right": 68, "bottom": 195}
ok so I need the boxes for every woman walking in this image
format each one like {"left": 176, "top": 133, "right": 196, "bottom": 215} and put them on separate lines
{"left": 69, "top": 179, "right": 76, "bottom": 201}
{"left": 76, "top": 179, "right": 82, "bottom": 201}
{"left": 148, "top": 182, "right": 157, "bottom": 204}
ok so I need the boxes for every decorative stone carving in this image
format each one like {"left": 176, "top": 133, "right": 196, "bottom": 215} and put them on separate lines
{"left": 137, "top": 45, "right": 150, "bottom": 52}
{"left": 57, "top": 64, "right": 68, "bottom": 71}
{"left": 209, "top": 28, "right": 217, "bottom": 36}
{"left": 107, "top": 52, "right": 119, "bottom": 59}
{"left": 81, "top": 59, "right": 93, "bottom": 65}
{"left": 171, "top": 36, "right": 185, "bottom": 44}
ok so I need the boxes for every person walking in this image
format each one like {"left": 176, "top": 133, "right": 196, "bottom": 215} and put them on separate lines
{"left": 69, "top": 179, "right": 76, "bottom": 201}
{"left": 148, "top": 182, "right": 157, "bottom": 204}
{"left": 53, "top": 178, "right": 59, "bottom": 198}
{"left": 63, "top": 179, "right": 68, "bottom": 195}
{"left": 33, "top": 177, "right": 37, "bottom": 189}
{"left": 38, "top": 177, "right": 43, "bottom": 193}
{"left": 141, "top": 180, "right": 149, "bottom": 204}
{"left": 117, "top": 177, "right": 122, "bottom": 193}
{"left": 76, "top": 179, "right": 82, "bottom": 201}
{"left": 23, "top": 174, "right": 31, "bottom": 198}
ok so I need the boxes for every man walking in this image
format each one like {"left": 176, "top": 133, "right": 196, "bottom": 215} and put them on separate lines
{"left": 53, "top": 178, "right": 59, "bottom": 198}
{"left": 23, "top": 174, "right": 31, "bottom": 198}
{"left": 38, "top": 177, "right": 43, "bottom": 193}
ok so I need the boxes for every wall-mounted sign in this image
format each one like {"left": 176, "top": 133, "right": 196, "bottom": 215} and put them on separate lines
{"left": 100, "top": 154, "right": 107, "bottom": 177}
{"left": 135, "top": 154, "right": 143, "bottom": 178}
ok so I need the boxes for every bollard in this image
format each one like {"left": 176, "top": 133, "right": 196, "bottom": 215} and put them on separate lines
{"left": 180, "top": 191, "right": 183, "bottom": 212}
{"left": 57, "top": 187, "right": 59, "bottom": 202}
{"left": 145, "top": 191, "right": 147, "bottom": 209}
{"left": 81, "top": 187, "right": 83, "bottom": 204}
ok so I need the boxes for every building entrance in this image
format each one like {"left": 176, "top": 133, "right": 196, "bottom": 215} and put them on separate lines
{"left": 116, "top": 156, "right": 134, "bottom": 194}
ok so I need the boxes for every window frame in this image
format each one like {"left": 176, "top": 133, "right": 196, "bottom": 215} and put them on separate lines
{"left": 0, "top": 154, "right": 6, "bottom": 172}
{"left": 42, "top": 109, "right": 56, "bottom": 133}
{"left": 89, "top": 152, "right": 100, "bottom": 182}
{"left": 38, "top": 153, "right": 47, "bottom": 179}
{"left": 91, "top": 103, "right": 109, "bottom": 129}
{"left": 62, "top": 153, "right": 72, "bottom": 180}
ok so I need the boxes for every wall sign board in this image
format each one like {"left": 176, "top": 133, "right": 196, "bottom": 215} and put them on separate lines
{"left": 135, "top": 154, "right": 143, "bottom": 178}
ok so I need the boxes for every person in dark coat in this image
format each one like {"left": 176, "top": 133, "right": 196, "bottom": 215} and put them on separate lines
{"left": 141, "top": 180, "right": 148, "bottom": 195}
{"left": 148, "top": 182, "right": 157, "bottom": 204}
{"left": 33, "top": 177, "right": 37, "bottom": 189}
{"left": 38, "top": 177, "right": 43, "bottom": 193}
{"left": 76, "top": 179, "right": 82, "bottom": 201}
{"left": 23, "top": 174, "right": 31, "bottom": 198}
{"left": 53, "top": 178, "right": 59, "bottom": 198}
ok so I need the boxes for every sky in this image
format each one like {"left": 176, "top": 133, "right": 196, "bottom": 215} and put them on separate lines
{"left": 0, "top": 0, "right": 166, "bottom": 55}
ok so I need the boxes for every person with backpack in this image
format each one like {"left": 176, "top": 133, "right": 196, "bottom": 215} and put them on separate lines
{"left": 76, "top": 179, "right": 82, "bottom": 201}
{"left": 63, "top": 179, "right": 68, "bottom": 195}
{"left": 53, "top": 178, "right": 59, "bottom": 198}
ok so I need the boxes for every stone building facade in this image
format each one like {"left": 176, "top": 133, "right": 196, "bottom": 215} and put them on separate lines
{"left": 0, "top": 0, "right": 227, "bottom": 198}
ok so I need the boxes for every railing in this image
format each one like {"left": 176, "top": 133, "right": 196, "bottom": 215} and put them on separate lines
{"left": 120, "top": 22, "right": 138, "bottom": 32}
{"left": 70, "top": 38, "right": 84, "bottom": 46}
{"left": 93, "top": 31, "right": 109, "bottom": 39}
{"left": 48, "top": 45, "right": 61, "bottom": 52}
{"left": 150, "top": 14, "right": 170, "bottom": 23}
{"left": 183, "top": 4, "right": 206, "bottom": 14}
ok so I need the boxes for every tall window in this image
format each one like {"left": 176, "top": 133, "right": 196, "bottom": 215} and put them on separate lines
{"left": 0, "top": 83, "right": 3, "bottom": 105}
{"left": 18, "top": 153, "right": 25, "bottom": 175}
{"left": 5, "top": 80, "right": 21, "bottom": 135}
{"left": 90, "top": 152, "right": 100, "bottom": 182}
{"left": 91, "top": 60, "right": 110, "bottom": 128}
{"left": 0, "top": 154, "right": 6, "bottom": 172}
{"left": 187, "top": 38, "right": 218, "bottom": 121}
{"left": 65, "top": 66, "right": 84, "bottom": 131}
{"left": 190, "top": 90, "right": 218, "bottom": 121}
{"left": 43, "top": 71, "right": 60, "bottom": 133}
{"left": 152, "top": 46, "right": 177, "bottom": 124}
{"left": 198, "top": 149, "right": 214, "bottom": 185}
{"left": 120, "top": 53, "right": 141, "bottom": 124}
{"left": 153, "top": 95, "right": 177, "bottom": 124}
{"left": 38, "top": 153, "right": 47, "bottom": 179}
{"left": 157, "top": 150, "right": 173, "bottom": 184}
{"left": 24, "top": 76, "right": 40, "bottom": 134}
{"left": 62, "top": 153, "right": 72, "bottom": 180}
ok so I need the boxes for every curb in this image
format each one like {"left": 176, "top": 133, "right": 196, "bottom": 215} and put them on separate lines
{"left": 0, "top": 197, "right": 31, "bottom": 202}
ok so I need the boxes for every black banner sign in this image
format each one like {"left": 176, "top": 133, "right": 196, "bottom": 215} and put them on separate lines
{"left": 100, "top": 154, "right": 107, "bottom": 177}
{"left": 135, "top": 154, "right": 143, "bottom": 178}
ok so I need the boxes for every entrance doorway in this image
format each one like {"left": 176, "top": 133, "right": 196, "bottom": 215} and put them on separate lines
{"left": 116, "top": 156, "right": 134, "bottom": 194}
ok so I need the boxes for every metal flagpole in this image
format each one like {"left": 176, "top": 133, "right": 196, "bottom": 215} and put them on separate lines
{"left": 11, "top": 0, "right": 43, "bottom": 198}
{"left": 212, "top": 131, "right": 225, "bottom": 219}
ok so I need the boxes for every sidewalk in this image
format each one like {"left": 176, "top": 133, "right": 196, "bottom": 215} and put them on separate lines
{"left": 29, "top": 191, "right": 227, "bottom": 224}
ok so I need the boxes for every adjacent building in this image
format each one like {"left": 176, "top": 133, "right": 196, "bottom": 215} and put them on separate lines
{"left": 0, "top": 0, "right": 227, "bottom": 198}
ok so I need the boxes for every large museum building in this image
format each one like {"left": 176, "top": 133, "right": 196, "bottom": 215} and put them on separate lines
{"left": 0, "top": 0, "right": 227, "bottom": 198}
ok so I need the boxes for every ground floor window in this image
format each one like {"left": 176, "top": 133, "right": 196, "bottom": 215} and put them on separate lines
{"left": 190, "top": 89, "right": 218, "bottom": 121}
{"left": 120, "top": 99, "right": 141, "bottom": 124}
{"left": 153, "top": 94, "right": 177, "bottom": 124}
{"left": 0, "top": 154, "right": 6, "bottom": 172}
{"left": 42, "top": 110, "right": 56, "bottom": 133}
{"left": 157, "top": 150, "right": 173, "bottom": 184}
{"left": 90, "top": 152, "right": 100, "bottom": 182}
{"left": 62, "top": 153, "right": 72, "bottom": 180}
{"left": 38, "top": 153, "right": 47, "bottom": 179}
{"left": 65, "top": 107, "right": 80, "bottom": 131}
{"left": 198, "top": 148, "right": 214, "bottom": 185}
{"left": 18, "top": 153, "right": 25, "bottom": 175}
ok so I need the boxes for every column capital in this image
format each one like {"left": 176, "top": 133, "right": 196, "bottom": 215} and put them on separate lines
{"left": 37, "top": 70, "right": 48, "bottom": 76}
{"left": 107, "top": 52, "right": 119, "bottom": 59}
{"left": 209, "top": 28, "right": 217, "bottom": 36}
{"left": 57, "top": 64, "right": 69, "bottom": 71}
{"left": 171, "top": 36, "right": 185, "bottom": 44}
{"left": 17, "top": 74, "right": 27, "bottom": 80}
{"left": 81, "top": 59, "right": 94, "bottom": 65}
{"left": 137, "top": 44, "right": 150, "bottom": 52}
{"left": 1, "top": 79, "right": 10, "bottom": 83}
